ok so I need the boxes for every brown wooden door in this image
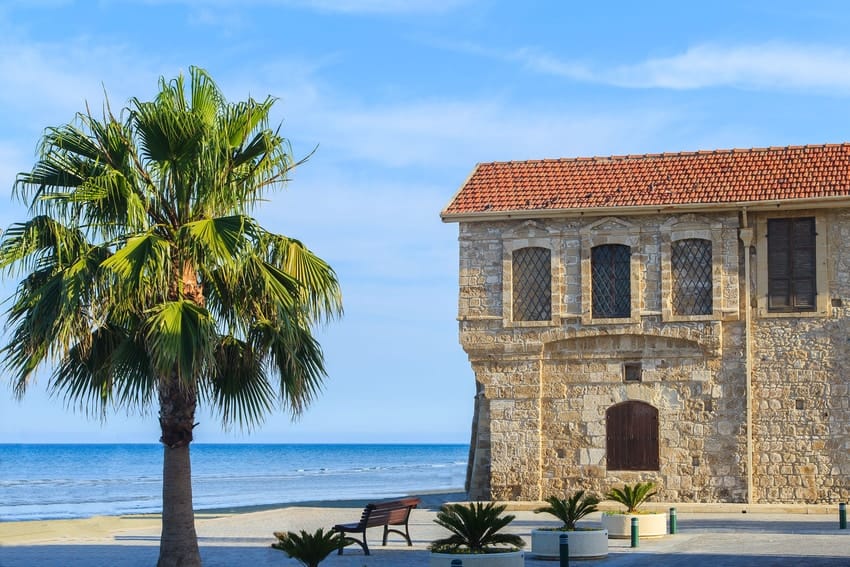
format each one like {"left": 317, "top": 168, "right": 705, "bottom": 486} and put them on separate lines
{"left": 606, "top": 401, "right": 659, "bottom": 470}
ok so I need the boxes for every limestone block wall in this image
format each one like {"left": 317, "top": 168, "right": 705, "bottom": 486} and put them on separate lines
{"left": 748, "top": 209, "right": 850, "bottom": 503}
{"left": 456, "top": 208, "right": 850, "bottom": 504}
{"left": 537, "top": 325, "right": 748, "bottom": 503}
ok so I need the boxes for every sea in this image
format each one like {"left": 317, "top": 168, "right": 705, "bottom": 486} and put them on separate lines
{"left": 0, "top": 444, "right": 468, "bottom": 522}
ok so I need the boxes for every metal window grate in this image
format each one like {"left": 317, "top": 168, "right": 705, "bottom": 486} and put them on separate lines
{"left": 512, "top": 247, "right": 551, "bottom": 321}
{"left": 671, "top": 238, "right": 713, "bottom": 316}
{"left": 591, "top": 244, "right": 631, "bottom": 318}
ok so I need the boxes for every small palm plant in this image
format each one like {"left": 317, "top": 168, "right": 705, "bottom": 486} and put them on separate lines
{"left": 272, "top": 528, "right": 348, "bottom": 567}
{"left": 535, "top": 490, "right": 600, "bottom": 530}
{"left": 430, "top": 502, "right": 526, "bottom": 554}
{"left": 605, "top": 481, "right": 658, "bottom": 513}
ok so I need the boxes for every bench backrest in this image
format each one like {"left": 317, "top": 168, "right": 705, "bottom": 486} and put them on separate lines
{"left": 359, "top": 497, "right": 421, "bottom": 528}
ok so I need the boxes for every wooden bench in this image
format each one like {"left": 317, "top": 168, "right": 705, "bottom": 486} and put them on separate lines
{"left": 332, "top": 497, "right": 421, "bottom": 555}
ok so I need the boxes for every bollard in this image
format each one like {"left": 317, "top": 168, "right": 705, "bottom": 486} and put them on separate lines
{"left": 559, "top": 532, "right": 569, "bottom": 567}
{"left": 631, "top": 516, "right": 639, "bottom": 548}
{"left": 840, "top": 503, "right": 847, "bottom": 530}
{"left": 669, "top": 507, "right": 677, "bottom": 534}
{"left": 450, "top": 560, "right": 463, "bottom": 567}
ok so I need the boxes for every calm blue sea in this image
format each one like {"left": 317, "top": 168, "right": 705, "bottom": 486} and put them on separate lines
{"left": 0, "top": 444, "right": 468, "bottom": 522}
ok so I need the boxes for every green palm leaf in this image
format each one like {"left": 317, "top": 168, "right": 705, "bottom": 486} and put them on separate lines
{"left": 143, "top": 299, "right": 216, "bottom": 381}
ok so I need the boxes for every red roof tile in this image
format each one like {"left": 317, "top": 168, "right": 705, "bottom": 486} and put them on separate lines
{"left": 441, "top": 144, "right": 850, "bottom": 219}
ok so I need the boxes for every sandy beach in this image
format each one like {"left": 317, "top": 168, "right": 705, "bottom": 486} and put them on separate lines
{"left": 2, "top": 494, "right": 850, "bottom": 566}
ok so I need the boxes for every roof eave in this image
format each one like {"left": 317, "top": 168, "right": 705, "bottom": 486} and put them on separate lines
{"left": 440, "top": 195, "right": 850, "bottom": 223}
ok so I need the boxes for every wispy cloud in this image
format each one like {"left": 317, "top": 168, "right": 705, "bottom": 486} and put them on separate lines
{"left": 481, "top": 41, "right": 850, "bottom": 94}
{"left": 610, "top": 43, "right": 850, "bottom": 91}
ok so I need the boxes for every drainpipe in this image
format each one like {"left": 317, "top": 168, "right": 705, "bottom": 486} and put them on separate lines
{"left": 739, "top": 209, "right": 755, "bottom": 505}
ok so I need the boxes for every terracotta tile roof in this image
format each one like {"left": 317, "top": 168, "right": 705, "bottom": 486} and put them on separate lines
{"left": 442, "top": 144, "right": 850, "bottom": 219}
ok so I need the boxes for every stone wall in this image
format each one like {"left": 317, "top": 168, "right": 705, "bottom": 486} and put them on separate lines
{"left": 456, "top": 209, "right": 850, "bottom": 504}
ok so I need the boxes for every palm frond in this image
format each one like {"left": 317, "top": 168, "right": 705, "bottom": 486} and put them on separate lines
{"left": 143, "top": 299, "right": 216, "bottom": 382}
{"left": 261, "top": 233, "right": 342, "bottom": 323}
{"left": 250, "top": 318, "right": 326, "bottom": 417}
{"left": 101, "top": 233, "right": 170, "bottom": 295}
{"left": 178, "top": 215, "right": 252, "bottom": 265}
{"left": 200, "top": 335, "right": 275, "bottom": 430}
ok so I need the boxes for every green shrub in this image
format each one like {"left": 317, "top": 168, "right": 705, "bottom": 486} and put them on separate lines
{"left": 535, "top": 490, "right": 600, "bottom": 530}
{"left": 605, "top": 481, "right": 658, "bottom": 513}
{"left": 430, "top": 501, "right": 526, "bottom": 554}
{"left": 271, "top": 528, "right": 348, "bottom": 567}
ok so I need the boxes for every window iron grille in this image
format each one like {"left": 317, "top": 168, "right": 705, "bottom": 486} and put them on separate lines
{"left": 591, "top": 244, "right": 631, "bottom": 318}
{"left": 512, "top": 247, "right": 551, "bottom": 321}
{"left": 671, "top": 238, "right": 713, "bottom": 316}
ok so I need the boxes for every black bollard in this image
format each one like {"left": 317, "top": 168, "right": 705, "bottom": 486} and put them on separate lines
{"left": 559, "top": 532, "right": 569, "bottom": 567}
{"left": 840, "top": 503, "right": 847, "bottom": 530}
{"left": 631, "top": 516, "right": 639, "bottom": 548}
{"left": 669, "top": 507, "right": 677, "bottom": 534}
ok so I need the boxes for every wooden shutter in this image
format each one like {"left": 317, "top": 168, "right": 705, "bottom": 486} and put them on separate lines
{"left": 767, "top": 217, "right": 816, "bottom": 312}
{"left": 791, "top": 218, "right": 816, "bottom": 310}
{"left": 606, "top": 401, "right": 659, "bottom": 471}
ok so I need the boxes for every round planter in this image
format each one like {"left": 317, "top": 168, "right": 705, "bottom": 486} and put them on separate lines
{"left": 601, "top": 512, "right": 667, "bottom": 539}
{"left": 429, "top": 550, "right": 524, "bottom": 567}
{"left": 530, "top": 528, "right": 608, "bottom": 559}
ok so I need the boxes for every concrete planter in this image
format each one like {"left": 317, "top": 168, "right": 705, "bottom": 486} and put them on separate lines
{"left": 429, "top": 550, "right": 524, "bottom": 567}
{"left": 602, "top": 512, "right": 667, "bottom": 538}
{"left": 530, "top": 528, "right": 608, "bottom": 559}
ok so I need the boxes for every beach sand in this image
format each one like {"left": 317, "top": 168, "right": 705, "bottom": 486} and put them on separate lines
{"left": 2, "top": 495, "right": 850, "bottom": 566}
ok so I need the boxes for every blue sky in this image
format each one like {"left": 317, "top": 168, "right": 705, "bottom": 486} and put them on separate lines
{"left": 2, "top": 0, "right": 850, "bottom": 444}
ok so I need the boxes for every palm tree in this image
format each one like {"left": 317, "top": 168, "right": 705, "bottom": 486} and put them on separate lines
{"left": 0, "top": 67, "right": 342, "bottom": 567}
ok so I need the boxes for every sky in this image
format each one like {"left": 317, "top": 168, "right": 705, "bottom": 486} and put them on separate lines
{"left": 3, "top": 0, "right": 850, "bottom": 444}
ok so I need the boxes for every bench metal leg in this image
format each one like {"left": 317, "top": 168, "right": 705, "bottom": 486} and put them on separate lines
{"left": 336, "top": 530, "right": 369, "bottom": 555}
{"left": 336, "top": 530, "right": 370, "bottom": 556}
{"left": 384, "top": 526, "right": 413, "bottom": 546}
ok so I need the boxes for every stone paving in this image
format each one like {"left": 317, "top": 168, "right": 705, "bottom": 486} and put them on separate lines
{"left": 2, "top": 507, "right": 849, "bottom": 566}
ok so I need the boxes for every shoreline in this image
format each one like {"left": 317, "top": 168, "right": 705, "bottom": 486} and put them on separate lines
{"left": 0, "top": 488, "right": 467, "bottom": 525}
{"left": 0, "top": 490, "right": 467, "bottom": 546}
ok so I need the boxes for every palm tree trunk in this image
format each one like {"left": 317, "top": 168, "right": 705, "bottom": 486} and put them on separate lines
{"left": 157, "top": 376, "right": 201, "bottom": 567}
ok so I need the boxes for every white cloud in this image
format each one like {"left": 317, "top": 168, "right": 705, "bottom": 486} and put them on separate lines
{"left": 512, "top": 42, "right": 850, "bottom": 93}
{"left": 0, "top": 36, "right": 165, "bottom": 133}
{"left": 303, "top": 98, "right": 681, "bottom": 168}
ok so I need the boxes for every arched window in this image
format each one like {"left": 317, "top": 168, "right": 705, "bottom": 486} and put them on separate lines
{"left": 512, "top": 247, "right": 551, "bottom": 321}
{"left": 606, "top": 401, "right": 659, "bottom": 471}
{"left": 591, "top": 244, "right": 631, "bottom": 318}
{"left": 671, "top": 238, "right": 712, "bottom": 316}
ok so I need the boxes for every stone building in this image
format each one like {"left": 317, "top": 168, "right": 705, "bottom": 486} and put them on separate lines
{"left": 441, "top": 144, "right": 850, "bottom": 504}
